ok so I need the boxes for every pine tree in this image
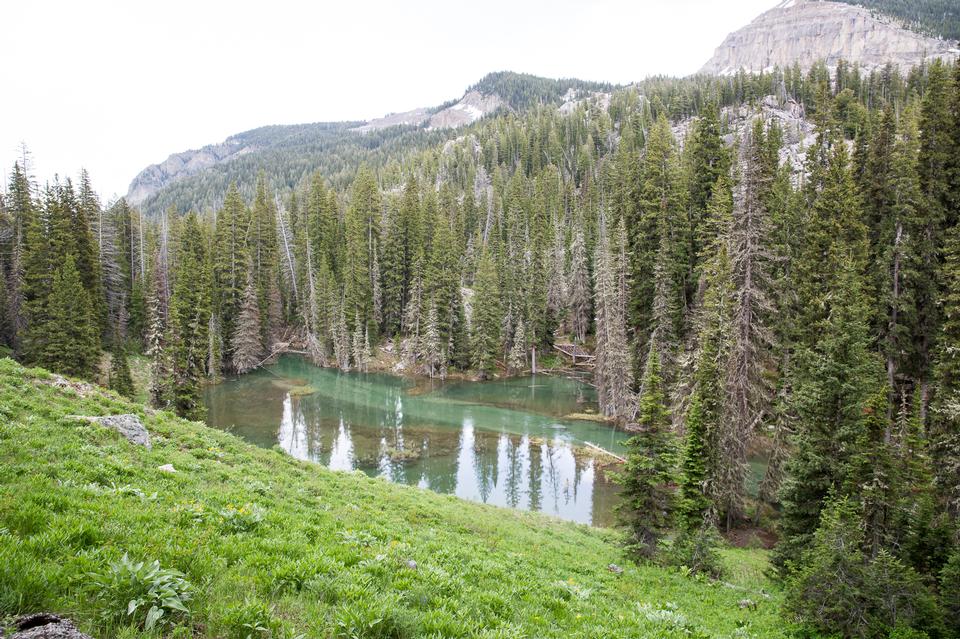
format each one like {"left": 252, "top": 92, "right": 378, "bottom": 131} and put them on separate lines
{"left": 775, "top": 260, "right": 883, "bottom": 572}
{"left": 351, "top": 312, "right": 368, "bottom": 372}
{"left": 233, "top": 271, "right": 264, "bottom": 375}
{"left": 40, "top": 254, "right": 100, "bottom": 378}
{"left": 344, "top": 166, "right": 380, "bottom": 330}
{"left": 616, "top": 345, "right": 677, "bottom": 556}
{"left": 213, "top": 184, "right": 249, "bottom": 358}
{"left": 686, "top": 101, "right": 731, "bottom": 267}
{"left": 718, "top": 123, "right": 777, "bottom": 529}
{"left": 109, "top": 347, "right": 135, "bottom": 398}
{"left": 594, "top": 218, "right": 633, "bottom": 420}
{"left": 930, "top": 222, "right": 960, "bottom": 521}
{"left": 678, "top": 221, "right": 733, "bottom": 532}
{"left": 422, "top": 303, "right": 443, "bottom": 378}
{"left": 508, "top": 320, "right": 526, "bottom": 375}
{"left": 146, "top": 258, "right": 170, "bottom": 409}
{"left": 167, "top": 213, "right": 210, "bottom": 421}
{"left": 631, "top": 113, "right": 687, "bottom": 354}
{"left": 401, "top": 267, "right": 423, "bottom": 365}
{"left": 332, "top": 291, "right": 351, "bottom": 372}
{"left": 471, "top": 249, "right": 502, "bottom": 378}
{"left": 567, "top": 224, "right": 590, "bottom": 343}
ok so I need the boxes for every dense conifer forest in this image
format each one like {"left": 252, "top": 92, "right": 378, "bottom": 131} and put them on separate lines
{"left": 834, "top": 0, "right": 960, "bottom": 40}
{"left": 2, "top": 60, "right": 960, "bottom": 637}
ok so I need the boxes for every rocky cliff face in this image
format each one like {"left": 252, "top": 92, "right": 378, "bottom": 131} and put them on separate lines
{"left": 352, "top": 90, "right": 504, "bottom": 133}
{"left": 127, "top": 138, "right": 256, "bottom": 206}
{"left": 700, "top": 0, "right": 958, "bottom": 75}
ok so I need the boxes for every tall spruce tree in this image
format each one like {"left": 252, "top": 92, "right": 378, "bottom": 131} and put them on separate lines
{"left": 167, "top": 213, "right": 210, "bottom": 421}
{"left": 40, "top": 254, "right": 100, "bottom": 378}
{"left": 471, "top": 249, "right": 502, "bottom": 378}
{"left": 616, "top": 345, "right": 677, "bottom": 556}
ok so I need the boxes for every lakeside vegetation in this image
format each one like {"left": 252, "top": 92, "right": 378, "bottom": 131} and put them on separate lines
{"left": 0, "top": 358, "right": 784, "bottom": 638}
{"left": 2, "top": 59, "right": 960, "bottom": 636}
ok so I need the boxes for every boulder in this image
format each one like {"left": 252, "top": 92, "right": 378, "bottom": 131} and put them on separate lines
{"left": 72, "top": 414, "right": 151, "bottom": 449}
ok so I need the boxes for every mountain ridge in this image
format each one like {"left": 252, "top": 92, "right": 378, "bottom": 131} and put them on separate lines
{"left": 126, "top": 72, "right": 613, "bottom": 211}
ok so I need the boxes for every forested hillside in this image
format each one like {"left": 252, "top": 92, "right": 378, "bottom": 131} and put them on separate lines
{"left": 3, "top": 59, "right": 960, "bottom": 637}
{"left": 835, "top": 0, "right": 960, "bottom": 40}
{"left": 131, "top": 73, "right": 617, "bottom": 218}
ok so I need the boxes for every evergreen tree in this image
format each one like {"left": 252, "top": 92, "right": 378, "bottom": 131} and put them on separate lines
{"left": 422, "top": 303, "right": 443, "bottom": 378}
{"left": 167, "top": 213, "right": 210, "bottom": 421}
{"left": 109, "top": 347, "right": 135, "bottom": 398}
{"left": 931, "top": 222, "right": 960, "bottom": 521}
{"left": 775, "top": 260, "right": 883, "bottom": 572}
{"left": 678, "top": 217, "right": 733, "bottom": 532}
{"left": 508, "top": 320, "right": 526, "bottom": 375}
{"left": 718, "top": 124, "right": 777, "bottom": 529}
{"left": 567, "top": 224, "right": 590, "bottom": 343}
{"left": 232, "top": 271, "right": 265, "bottom": 375}
{"left": 213, "top": 184, "right": 249, "bottom": 361}
{"left": 594, "top": 218, "right": 633, "bottom": 420}
{"left": 471, "top": 249, "right": 502, "bottom": 378}
{"left": 40, "top": 255, "right": 100, "bottom": 378}
{"left": 344, "top": 166, "right": 380, "bottom": 331}
{"left": 616, "top": 345, "right": 677, "bottom": 556}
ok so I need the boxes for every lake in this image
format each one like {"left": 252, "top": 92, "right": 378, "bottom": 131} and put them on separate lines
{"left": 205, "top": 355, "right": 627, "bottom": 526}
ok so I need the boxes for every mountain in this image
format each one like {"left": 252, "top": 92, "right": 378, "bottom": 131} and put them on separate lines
{"left": 700, "top": 0, "right": 959, "bottom": 75}
{"left": 126, "top": 73, "right": 613, "bottom": 215}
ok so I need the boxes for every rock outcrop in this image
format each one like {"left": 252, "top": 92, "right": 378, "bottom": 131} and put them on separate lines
{"left": 5, "top": 614, "right": 92, "bottom": 639}
{"left": 353, "top": 90, "right": 504, "bottom": 133}
{"left": 71, "top": 414, "right": 152, "bottom": 449}
{"left": 672, "top": 94, "right": 816, "bottom": 182}
{"left": 700, "top": 0, "right": 959, "bottom": 75}
{"left": 126, "top": 138, "right": 256, "bottom": 206}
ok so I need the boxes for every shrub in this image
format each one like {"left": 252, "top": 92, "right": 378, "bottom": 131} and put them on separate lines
{"left": 220, "top": 599, "right": 282, "bottom": 639}
{"left": 218, "top": 503, "right": 265, "bottom": 533}
{"left": 333, "top": 596, "right": 413, "bottom": 639}
{"left": 90, "top": 553, "right": 193, "bottom": 631}
{"left": 660, "top": 524, "right": 725, "bottom": 579}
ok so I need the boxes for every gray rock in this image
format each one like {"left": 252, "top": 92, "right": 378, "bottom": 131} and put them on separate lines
{"left": 7, "top": 614, "right": 92, "bottom": 639}
{"left": 72, "top": 414, "right": 151, "bottom": 449}
{"left": 607, "top": 563, "right": 624, "bottom": 575}
{"left": 701, "top": 0, "right": 958, "bottom": 75}
{"left": 158, "top": 463, "right": 176, "bottom": 473}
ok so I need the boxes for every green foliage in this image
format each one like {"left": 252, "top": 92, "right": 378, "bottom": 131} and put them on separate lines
{"left": 40, "top": 255, "right": 101, "bottom": 378}
{"left": 660, "top": 525, "right": 725, "bottom": 580}
{"left": 468, "top": 71, "right": 615, "bottom": 111}
{"left": 90, "top": 553, "right": 193, "bottom": 631}
{"left": 833, "top": 0, "right": 960, "bottom": 40}
{"left": 615, "top": 346, "right": 677, "bottom": 556}
{"left": 940, "top": 548, "right": 960, "bottom": 633}
{"left": 218, "top": 503, "right": 265, "bottom": 534}
{"left": 785, "top": 498, "right": 944, "bottom": 639}
{"left": 0, "top": 358, "right": 787, "bottom": 638}
{"left": 109, "top": 349, "right": 135, "bottom": 399}
{"left": 470, "top": 249, "right": 502, "bottom": 377}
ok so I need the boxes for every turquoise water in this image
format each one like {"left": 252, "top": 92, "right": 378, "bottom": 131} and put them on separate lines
{"left": 205, "top": 356, "right": 626, "bottom": 526}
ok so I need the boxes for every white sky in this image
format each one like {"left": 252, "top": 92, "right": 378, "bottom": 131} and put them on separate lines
{"left": 1, "top": 0, "right": 776, "bottom": 200}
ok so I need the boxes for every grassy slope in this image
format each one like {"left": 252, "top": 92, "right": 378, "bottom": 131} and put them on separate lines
{"left": 0, "top": 358, "right": 787, "bottom": 638}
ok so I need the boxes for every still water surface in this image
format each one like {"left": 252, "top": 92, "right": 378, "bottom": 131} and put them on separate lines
{"left": 205, "top": 356, "right": 626, "bottom": 526}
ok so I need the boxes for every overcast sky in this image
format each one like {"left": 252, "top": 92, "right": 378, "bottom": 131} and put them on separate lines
{"left": 2, "top": 0, "right": 776, "bottom": 200}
